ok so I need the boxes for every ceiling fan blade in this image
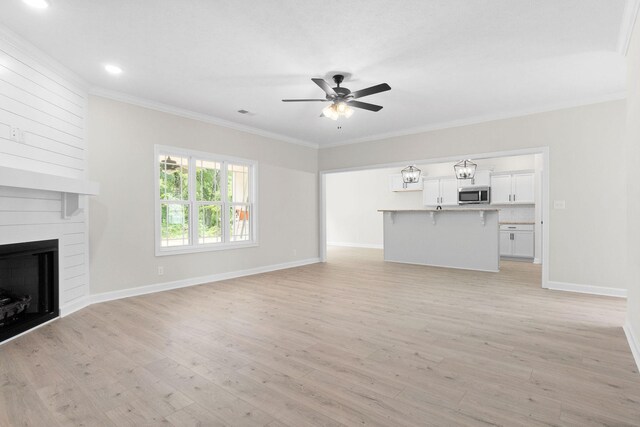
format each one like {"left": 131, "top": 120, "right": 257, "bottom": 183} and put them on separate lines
{"left": 348, "top": 100, "right": 383, "bottom": 112}
{"left": 282, "top": 99, "right": 328, "bottom": 102}
{"left": 312, "top": 78, "right": 338, "bottom": 97}
{"left": 351, "top": 83, "right": 391, "bottom": 99}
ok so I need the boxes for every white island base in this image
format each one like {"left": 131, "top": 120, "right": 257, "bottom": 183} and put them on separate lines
{"left": 379, "top": 209, "right": 500, "bottom": 272}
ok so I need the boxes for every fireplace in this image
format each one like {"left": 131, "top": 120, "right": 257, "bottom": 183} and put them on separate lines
{"left": 0, "top": 240, "right": 59, "bottom": 343}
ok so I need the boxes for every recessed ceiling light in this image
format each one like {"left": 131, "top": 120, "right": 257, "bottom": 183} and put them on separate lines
{"left": 22, "top": 0, "right": 50, "bottom": 9}
{"left": 104, "top": 64, "right": 123, "bottom": 75}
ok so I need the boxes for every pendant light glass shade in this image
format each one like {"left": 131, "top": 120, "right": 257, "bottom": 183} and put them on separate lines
{"left": 454, "top": 159, "right": 477, "bottom": 179}
{"left": 401, "top": 165, "right": 421, "bottom": 187}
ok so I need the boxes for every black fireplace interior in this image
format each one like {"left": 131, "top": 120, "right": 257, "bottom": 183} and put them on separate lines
{"left": 0, "top": 239, "right": 59, "bottom": 343}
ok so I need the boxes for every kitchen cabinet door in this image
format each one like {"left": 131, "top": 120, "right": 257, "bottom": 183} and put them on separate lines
{"left": 439, "top": 178, "right": 459, "bottom": 206}
{"left": 512, "top": 173, "right": 534, "bottom": 204}
{"left": 491, "top": 174, "right": 512, "bottom": 204}
{"left": 423, "top": 179, "right": 440, "bottom": 206}
{"left": 512, "top": 231, "right": 534, "bottom": 258}
{"left": 499, "top": 231, "right": 512, "bottom": 256}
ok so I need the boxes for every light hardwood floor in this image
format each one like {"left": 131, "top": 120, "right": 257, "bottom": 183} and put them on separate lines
{"left": 1, "top": 247, "right": 639, "bottom": 426}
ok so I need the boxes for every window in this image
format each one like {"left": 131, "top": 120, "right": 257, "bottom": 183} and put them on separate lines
{"left": 155, "top": 145, "right": 257, "bottom": 255}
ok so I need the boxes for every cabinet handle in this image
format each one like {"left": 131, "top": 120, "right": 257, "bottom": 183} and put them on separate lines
{"left": 513, "top": 194, "right": 516, "bottom": 202}
{"left": 509, "top": 194, "right": 511, "bottom": 202}
{"left": 510, "top": 233, "right": 514, "bottom": 240}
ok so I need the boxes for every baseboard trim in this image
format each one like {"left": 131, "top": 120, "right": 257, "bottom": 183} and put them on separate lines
{"left": 327, "top": 242, "right": 384, "bottom": 249}
{"left": 90, "top": 257, "right": 321, "bottom": 305}
{"left": 544, "top": 281, "right": 627, "bottom": 298}
{"left": 60, "top": 296, "right": 91, "bottom": 317}
{"left": 623, "top": 322, "right": 640, "bottom": 373}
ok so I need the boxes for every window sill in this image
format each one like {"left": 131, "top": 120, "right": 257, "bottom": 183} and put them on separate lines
{"left": 155, "top": 241, "right": 258, "bottom": 257}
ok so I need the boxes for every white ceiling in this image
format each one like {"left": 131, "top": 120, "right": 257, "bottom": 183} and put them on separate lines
{"left": 0, "top": 0, "right": 632, "bottom": 147}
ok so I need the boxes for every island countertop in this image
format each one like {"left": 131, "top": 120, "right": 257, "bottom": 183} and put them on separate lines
{"left": 378, "top": 208, "right": 499, "bottom": 212}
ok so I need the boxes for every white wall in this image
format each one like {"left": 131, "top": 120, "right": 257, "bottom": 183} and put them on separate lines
{"left": 326, "top": 155, "right": 539, "bottom": 251}
{"left": 0, "top": 28, "right": 91, "bottom": 312}
{"left": 87, "top": 96, "right": 318, "bottom": 296}
{"left": 625, "top": 11, "right": 640, "bottom": 365}
{"left": 320, "top": 100, "right": 627, "bottom": 291}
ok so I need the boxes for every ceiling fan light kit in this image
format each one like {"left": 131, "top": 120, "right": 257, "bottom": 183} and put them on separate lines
{"left": 283, "top": 74, "right": 391, "bottom": 120}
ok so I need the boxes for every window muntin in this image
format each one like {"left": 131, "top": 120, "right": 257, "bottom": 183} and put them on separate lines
{"left": 156, "top": 148, "right": 256, "bottom": 254}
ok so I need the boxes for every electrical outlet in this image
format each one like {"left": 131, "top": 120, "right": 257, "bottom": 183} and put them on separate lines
{"left": 10, "top": 127, "right": 19, "bottom": 141}
{"left": 553, "top": 200, "right": 566, "bottom": 210}
{"left": 158, "top": 266, "right": 164, "bottom": 275}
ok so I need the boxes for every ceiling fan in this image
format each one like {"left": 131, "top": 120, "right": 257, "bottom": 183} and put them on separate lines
{"left": 282, "top": 74, "right": 391, "bottom": 120}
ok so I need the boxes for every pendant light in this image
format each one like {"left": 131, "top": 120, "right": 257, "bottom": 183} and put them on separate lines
{"left": 401, "top": 165, "right": 421, "bottom": 188}
{"left": 454, "top": 159, "right": 477, "bottom": 179}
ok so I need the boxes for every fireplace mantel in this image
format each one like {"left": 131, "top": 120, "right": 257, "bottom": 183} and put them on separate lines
{"left": 0, "top": 166, "right": 99, "bottom": 218}
{"left": 0, "top": 166, "right": 99, "bottom": 195}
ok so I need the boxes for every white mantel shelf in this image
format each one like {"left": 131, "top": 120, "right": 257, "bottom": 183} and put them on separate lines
{"left": 0, "top": 166, "right": 99, "bottom": 195}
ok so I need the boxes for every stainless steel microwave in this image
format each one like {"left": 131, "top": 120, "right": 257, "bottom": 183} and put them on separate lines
{"left": 458, "top": 186, "right": 490, "bottom": 204}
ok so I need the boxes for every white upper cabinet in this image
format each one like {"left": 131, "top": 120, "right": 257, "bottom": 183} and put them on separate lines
{"left": 389, "top": 174, "right": 423, "bottom": 192}
{"left": 512, "top": 173, "right": 535, "bottom": 204}
{"left": 423, "top": 179, "right": 440, "bottom": 205}
{"left": 440, "top": 178, "right": 459, "bottom": 206}
{"left": 490, "top": 172, "right": 534, "bottom": 205}
{"left": 490, "top": 174, "right": 512, "bottom": 204}
{"left": 423, "top": 177, "right": 458, "bottom": 206}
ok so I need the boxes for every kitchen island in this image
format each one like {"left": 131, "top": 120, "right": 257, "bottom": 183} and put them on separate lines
{"left": 378, "top": 208, "right": 500, "bottom": 272}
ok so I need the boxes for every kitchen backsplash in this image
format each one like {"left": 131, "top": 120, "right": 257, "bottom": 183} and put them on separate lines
{"left": 498, "top": 206, "right": 535, "bottom": 223}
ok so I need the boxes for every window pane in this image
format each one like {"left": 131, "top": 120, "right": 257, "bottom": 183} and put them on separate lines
{"left": 228, "top": 164, "right": 250, "bottom": 203}
{"left": 229, "top": 205, "right": 250, "bottom": 242}
{"left": 196, "top": 160, "right": 221, "bottom": 202}
{"left": 161, "top": 203, "right": 189, "bottom": 247}
{"left": 198, "top": 205, "right": 222, "bottom": 244}
{"left": 159, "top": 155, "right": 189, "bottom": 200}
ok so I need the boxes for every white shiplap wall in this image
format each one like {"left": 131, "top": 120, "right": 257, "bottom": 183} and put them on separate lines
{"left": 0, "top": 28, "right": 90, "bottom": 313}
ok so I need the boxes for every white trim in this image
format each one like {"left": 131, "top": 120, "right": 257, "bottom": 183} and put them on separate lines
{"left": 0, "top": 24, "right": 89, "bottom": 92}
{"left": 623, "top": 322, "right": 640, "bottom": 372}
{"left": 533, "top": 257, "right": 541, "bottom": 264}
{"left": 319, "top": 93, "right": 627, "bottom": 149}
{"left": 91, "top": 257, "right": 321, "bottom": 304}
{"left": 327, "top": 242, "right": 384, "bottom": 249}
{"left": 60, "top": 296, "right": 90, "bottom": 317}
{"left": 154, "top": 145, "right": 258, "bottom": 256}
{"left": 544, "top": 281, "right": 627, "bottom": 298}
{"left": 618, "top": 0, "right": 640, "bottom": 55}
{"left": 90, "top": 88, "right": 319, "bottom": 149}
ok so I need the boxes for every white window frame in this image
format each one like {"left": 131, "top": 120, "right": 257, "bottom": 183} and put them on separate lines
{"left": 154, "top": 144, "right": 258, "bottom": 256}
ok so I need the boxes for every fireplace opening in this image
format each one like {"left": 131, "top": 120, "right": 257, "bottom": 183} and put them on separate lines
{"left": 0, "top": 239, "right": 59, "bottom": 343}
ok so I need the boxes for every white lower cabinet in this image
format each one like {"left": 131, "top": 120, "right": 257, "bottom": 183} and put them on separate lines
{"left": 499, "top": 224, "right": 534, "bottom": 259}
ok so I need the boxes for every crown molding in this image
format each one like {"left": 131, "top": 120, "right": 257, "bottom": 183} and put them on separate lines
{"left": 618, "top": 0, "right": 640, "bottom": 55}
{"left": 0, "top": 24, "right": 89, "bottom": 92}
{"left": 319, "top": 91, "right": 627, "bottom": 149}
{"left": 89, "top": 87, "right": 319, "bottom": 149}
